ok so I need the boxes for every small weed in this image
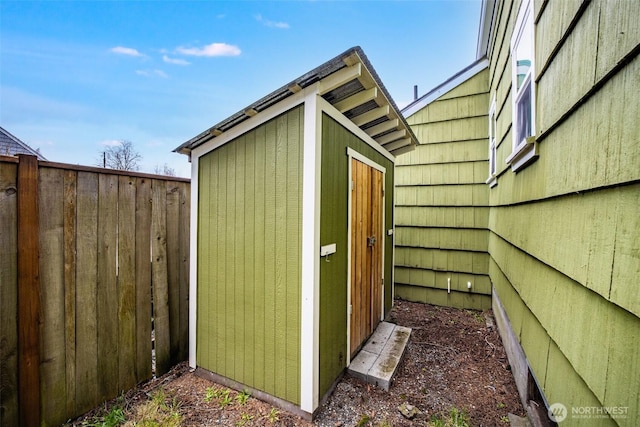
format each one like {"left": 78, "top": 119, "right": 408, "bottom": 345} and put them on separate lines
{"left": 219, "top": 390, "right": 233, "bottom": 409}
{"left": 497, "top": 402, "right": 506, "bottom": 409}
{"left": 204, "top": 387, "right": 216, "bottom": 403}
{"left": 428, "top": 407, "right": 469, "bottom": 427}
{"left": 124, "top": 389, "right": 182, "bottom": 427}
{"left": 357, "top": 413, "right": 371, "bottom": 426}
{"left": 267, "top": 408, "right": 280, "bottom": 423}
{"left": 377, "top": 418, "right": 392, "bottom": 427}
{"left": 82, "top": 406, "right": 125, "bottom": 427}
{"left": 448, "top": 407, "right": 470, "bottom": 427}
{"left": 235, "top": 389, "right": 251, "bottom": 406}
{"left": 236, "top": 413, "right": 254, "bottom": 426}
{"left": 204, "top": 386, "right": 225, "bottom": 403}
{"left": 469, "top": 310, "right": 484, "bottom": 324}
{"left": 500, "top": 415, "right": 510, "bottom": 423}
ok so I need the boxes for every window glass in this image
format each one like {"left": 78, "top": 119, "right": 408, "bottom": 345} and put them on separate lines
{"left": 511, "top": 0, "right": 534, "bottom": 147}
{"left": 516, "top": 81, "right": 532, "bottom": 144}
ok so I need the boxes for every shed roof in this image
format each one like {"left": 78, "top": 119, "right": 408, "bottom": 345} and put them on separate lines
{"left": 0, "top": 126, "right": 47, "bottom": 160}
{"left": 174, "top": 46, "right": 418, "bottom": 157}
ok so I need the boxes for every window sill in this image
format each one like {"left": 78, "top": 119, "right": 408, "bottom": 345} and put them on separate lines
{"left": 505, "top": 136, "right": 538, "bottom": 172}
{"left": 486, "top": 175, "right": 498, "bottom": 188}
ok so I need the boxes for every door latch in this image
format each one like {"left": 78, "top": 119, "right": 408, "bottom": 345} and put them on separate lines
{"left": 367, "top": 236, "right": 376, "bottom": 246}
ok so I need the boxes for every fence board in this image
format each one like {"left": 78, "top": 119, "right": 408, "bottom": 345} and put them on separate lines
{"left": 17, "top": 155, "right": 40, "bottom": 427}
{"left": 135, "top": 178, "right": 153, "bottom": 382}
{"left": 0, "top": 161, "right": 18, "bottom": 427}
{"left": 97, "top": 174, "right": 119, "bottom": 401}
{"left": 75, "top": 172, "right": 99, "bottom": 414}
{"left": 151, "top": 180, "right": 171, "bottom": 376}
{"left": 118, "top": 176, "right": 137, "bottom": 391}
{"left": 178, "top": 183, "right": 190, "bottom": 362}
{"left": 166, "top": 182, "right": 181, "bottom": 365}
{"left": 63, "top": 170, "right": 77, "bottom": 417}
{"left": 39, "top": 167, "right": 67, "bottom": 426}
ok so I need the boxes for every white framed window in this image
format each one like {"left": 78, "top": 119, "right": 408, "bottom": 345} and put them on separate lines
{"left": 486, "top": 95, "right": 498, "bottom": 187}
{"left": 506, "top": 0, "right": 538, "bottom": 172}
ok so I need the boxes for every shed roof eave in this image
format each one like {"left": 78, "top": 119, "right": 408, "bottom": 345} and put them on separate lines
{"left": 173, "top": 47, "right": 418, "bottom": 156}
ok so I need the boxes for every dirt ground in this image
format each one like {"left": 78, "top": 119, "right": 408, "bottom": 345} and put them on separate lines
{"left": 67, "top": 299, "right": 525, "bottom": 426}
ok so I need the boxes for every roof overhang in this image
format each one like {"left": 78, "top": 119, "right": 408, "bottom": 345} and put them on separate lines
{"left": 476, "top": 0, "right": 496, "bottom": 59}
{"left": 174, "top": 46, "right": 418, "bottom": 157}
{"left": 401, "top": 58, "right": 489, "bottom": 118}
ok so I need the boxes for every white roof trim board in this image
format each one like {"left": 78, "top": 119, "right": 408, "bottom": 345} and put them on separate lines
{"left": 476, "top": 0, "right": 497, "bottom": 60}
{"left": 401, "top": 58, "right": 489, "bottom": 119}
{"left": 174, "top": 46, "right": 418, "bottom": 157}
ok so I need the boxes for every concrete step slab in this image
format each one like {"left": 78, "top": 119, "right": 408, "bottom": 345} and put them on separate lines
{"left": 347, "top": 322, "right": 411, "bottom": 391}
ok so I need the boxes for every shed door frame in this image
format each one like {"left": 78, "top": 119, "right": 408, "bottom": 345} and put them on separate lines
{"left": 346, "top": 147, "right": 385, "bottom": 364}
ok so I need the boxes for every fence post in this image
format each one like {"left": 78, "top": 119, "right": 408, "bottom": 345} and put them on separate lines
{"left": 17, "top": 154, "right": 41, "bottom": 427}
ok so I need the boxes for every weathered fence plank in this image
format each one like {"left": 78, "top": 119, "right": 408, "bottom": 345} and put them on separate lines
{"left": 39, "top": 167, "right": 67, "bottom": 426}
{"left": 63, "top": 170, "right": 77, "bottom": 417}
{"left": 118, "top": 175, "right": 137, "bottom": 391}
{"left": 97, "top": 174, "right": 119, "bottom": 401}
{"left": 17, "top": 154, "right": 40, "bottom": 427}
{"left": 167, "top": 182, "right": 181, "bottom": 366}
{"left": 135, "top": 177, "right": 153, "bottom": 382}
{"left": 0, "top": 160, "right": 18, "bottom": 427}
{"left": 151, "top": 179, "right": 171, "bottom": 376}
{"left": 179, "top": 183, "right": 190, "bottom": 362}
{"left": 75, "top": 172, "right": 99, "bottom": 414}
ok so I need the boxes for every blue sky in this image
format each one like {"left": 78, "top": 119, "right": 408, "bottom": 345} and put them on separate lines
{"left": 1, "top": 0, "right": 481, "bottom": 177}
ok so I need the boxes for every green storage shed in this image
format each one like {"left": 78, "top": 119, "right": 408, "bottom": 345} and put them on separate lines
{"left": 174, "top": 47, "right": 417, "bottom": 417}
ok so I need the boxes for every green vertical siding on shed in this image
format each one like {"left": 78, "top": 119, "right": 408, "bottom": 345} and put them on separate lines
{"left": 197, "top": 105, "right": 303, "bottom": 405}
{"left": 487, "top": 0, "right": 640, "bottom": 424}
{"left": 395, "top": 68, "right": 491, "bottom": 310}
{"left": 318, "top": 113, "right": 395, "bottom": 399}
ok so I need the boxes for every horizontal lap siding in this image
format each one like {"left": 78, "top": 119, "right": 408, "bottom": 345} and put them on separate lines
{"left": 488, "top": 0, "right": 640, "bottom": 424}
{"left": 395, "top": 69, "right": 491, "bottom": 310}
{"left": 197, "top": 106, "right": 302, "bottom": 405}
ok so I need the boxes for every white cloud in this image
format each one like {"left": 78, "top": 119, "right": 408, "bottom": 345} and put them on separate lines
{"left": 176, "top": 42, "right": 241, "bottom": 57}
{"left": 136, "top": 69, "right": 168, "bottom": 78}
{"left": 255, "top": 14, "right": 290, "bottom": 29}
{"left": 99, "top": 139, "right": 123, "bottom": 147}
{"left": 163, "top": 55, "right": 190, "bottom": 65}
{"left": 110, "top": 46, "right": 144, "bottom": 57}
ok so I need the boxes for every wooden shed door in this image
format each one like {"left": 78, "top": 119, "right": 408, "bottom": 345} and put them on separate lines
{"left": 350, "top": 158, "right": 384, "bottom": 357}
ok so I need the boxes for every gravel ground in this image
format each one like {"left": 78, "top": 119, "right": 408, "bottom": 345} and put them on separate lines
{"left": 67, "top": 299, "right": 525, "bottom": 426}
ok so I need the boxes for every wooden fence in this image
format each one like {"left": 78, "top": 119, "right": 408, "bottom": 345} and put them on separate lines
{"left": 0, "top": 155, "right": 190, "bottom": 426}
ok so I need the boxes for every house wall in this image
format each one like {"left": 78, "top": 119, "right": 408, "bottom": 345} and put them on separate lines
{"left": 395, "top": 69, "right": 492, "bottom": 310}
{"left": 487, "top": 0, "right": 639, "bottom": 424}
{"left": 318, "top": 113, "right": 395, "bottom": 399}
{"left": 196, "top": 105, "right": 303, "bottom": 405}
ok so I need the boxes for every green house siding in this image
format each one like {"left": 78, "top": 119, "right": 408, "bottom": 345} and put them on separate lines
{"left": 318, "top": 113, "right": 395, "bottom": 398}
{"left": 486, "top": 0, "right": 640, "bottom": 424}
{"left": 197, "top": 105, "right": 303, "bottom": 405}
{"left": 395, "top": 68, "right": 491, "bottom": 310}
